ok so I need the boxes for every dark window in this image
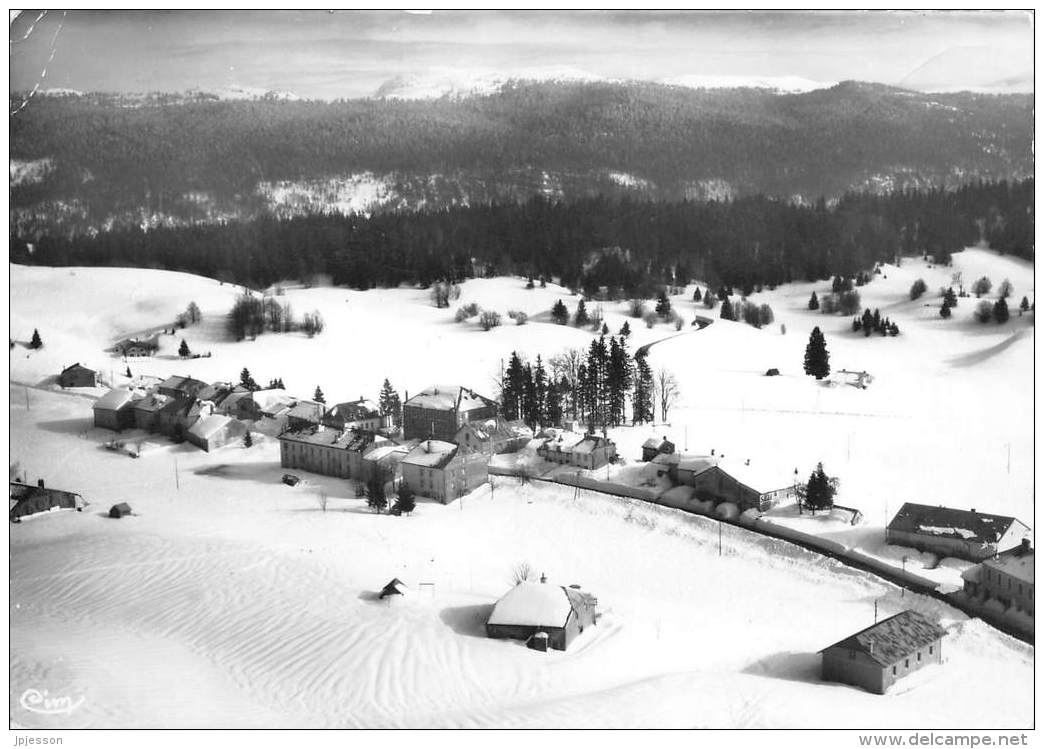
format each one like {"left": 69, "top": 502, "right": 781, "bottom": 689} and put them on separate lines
{"left": 905, "top": 659, "right": 909, "bottom": 668}
{"left": 929, "top": 645, "right": 934, "bottom": 655}
{"left": 917, "top": 652, "right": 922, "bottom": 662}
{"left": 892, "top": 666, "right": 897, "bottom": 675}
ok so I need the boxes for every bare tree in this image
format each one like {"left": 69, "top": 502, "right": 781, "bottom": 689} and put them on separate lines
{"left": 317, "top": 490, "right": 328, "bottom": 513}
{"left": 656, "top": 367, "right": 680, "bottom": 423}
{"left": 511, "top": 561, "right": 533, "bottom": 585}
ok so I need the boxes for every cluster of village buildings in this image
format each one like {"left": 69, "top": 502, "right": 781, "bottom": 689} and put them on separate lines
{"left": 22, "top": 364, "right": 1034, "bottom": 691}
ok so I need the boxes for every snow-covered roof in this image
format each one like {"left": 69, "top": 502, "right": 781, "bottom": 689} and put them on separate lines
{"left": 61, "top": 362, "right": 95, "bottom": 375}
{"left": 983, "top": 550, "right": 1034, "bottom": 584}
{"left": 158, "top": 375, "right": 208, "bottom": 394}
{"left": 134, "top": 393, "right": 172, "bottom": 412}
{"left": 540, "top": 431, "right": 585, "bottom": 453}
{"left": 287, "top": 400, "right": 325, "bottom": 421}
{"left": 188, "top": 414, "right": 236, "bottom": 441}
{"left": 642, "top": 436, "right": 673, "bottom": 450}
{"left": 327, "top": 399, "right": 380, "bottom": 420}
{"left": 573, "top": 435, "right": 612, "bottom": 455}
{"left": 487, "top": 581, "right": 573, "bottom": 628}
{"left": 405, "top": 385, "right": 495, "bottom": 413}
{"left": 402, "top": 440, "right": 459, "bottom": 468}
{"left": 93, "top": 388, "right": 135, "bottom": 411}
{"left": 887, "top": 503, "right": 1028, "bottom": 545}
{"left": 820, "top": 610, "right": 947, "bottom": 667}
{"left": 676, "top": 455, "right": 717, "bottom": 474}
{"left": 253, "top": 388, "right": 294, "bottom": 413}
{"left": 363, "top": 444, "right": 410, "bottom": 464}
{"left": 716, "top": 458, "right": 793, "bottom": 493}
{"left": 278, "top": 427, "right": 354, "bottom": 449}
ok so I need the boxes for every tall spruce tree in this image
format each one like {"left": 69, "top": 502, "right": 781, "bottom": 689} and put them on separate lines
{"left": 993, "top": 297, "right": 1010, "bottom": 323}
{"left": 239, "top": 367, "right": 258, "bottom": 390}
{"left": 803, "top": 462, "right": 836, "bottom": 515}
{"left": 378, "top": 378, "right": 401, "bottom": 425}
{"left": 720, "top": 297, "right": 735, "bottom": 321}
{"left": 808, "top": 292, "right": 819, "bottom": 311}
{"left": 575, "top": 299, "right": 590, "bottom": 327}
{"left": 655, "top": 290, "right": 672, "bottom": 319}
{"left": 632, "top": 348, "right": 654, "bottom": 424}
{"left": 551, "top": 299, "right": 569, "bottom": 325}
{"left": 803, "top": 327, "right": 830, "bottom": 379}
{"left": 29, "top": 329, "right": 42, "bottom": 349}
{"left": 502, "top": 352, "right": 526, "bottom": 421}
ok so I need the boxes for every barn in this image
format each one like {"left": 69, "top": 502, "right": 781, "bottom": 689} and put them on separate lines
{"left": 486, "top": 578, "right": 598, "bottom": 651}
{"left": 886, "top": 503, "right": 1032, "bottom": 562}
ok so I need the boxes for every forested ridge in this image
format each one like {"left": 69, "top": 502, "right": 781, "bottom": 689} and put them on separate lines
{"left": 11, "top": 179, "right": 1032, "bottom": 294}
{"left": 10, "top": 81, "right": 1032, "bottom": 235}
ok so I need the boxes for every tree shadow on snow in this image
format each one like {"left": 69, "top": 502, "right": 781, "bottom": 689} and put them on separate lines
{"left": 439, "top": 603, "right": 495, "bottom": 639}
{"left": 740, "top": 651, "right": 822, "bottom": 684}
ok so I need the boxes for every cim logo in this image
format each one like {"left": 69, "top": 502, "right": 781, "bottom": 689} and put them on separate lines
{"left": 19, "top": 688, "right": 84, "bottom": 716}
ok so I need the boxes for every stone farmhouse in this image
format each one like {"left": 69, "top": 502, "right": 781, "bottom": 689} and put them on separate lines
{"left": 402, "top": 385, "right": 498, "bottom": 442}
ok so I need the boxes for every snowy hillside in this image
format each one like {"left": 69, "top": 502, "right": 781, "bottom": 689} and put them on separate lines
{"left": 8, "top": 248, "right": 1034, "bottom": 727}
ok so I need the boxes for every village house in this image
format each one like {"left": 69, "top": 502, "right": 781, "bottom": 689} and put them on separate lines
{"left": 402, "top": 385, "right": 498, "bottom": 441}
{"left": 279, "top": 427, "right": 357, "bottom": 478}
{"left": 961, "top": 540, "right": 1034, "bottom": 624}
{"left": 92, "top": 388, "right": 140, "bottom": 430}
{"left": 399, "top": 439, "right": 490, "bottom": 503}
{"left": 157, "top": 375, "right": 209, "bottom": 400}
{"left": 346, "top": 431, "right": 389, "bottom": 477}
{"left": 58, "top": 362, "right": 98, "bottom": 388}
{"left": 886, "top": 503, "right": 1032, "bottom": 562}
{"left": 10, "top": 480, "right": 85, "bottom": 521}
{"left": 219, "top": 388, "right": 264, "bottom": 422}
{"left": 187, "top": 413, "right": 248, "bottom": 452}
{"left": 156, "top": 396, "right": 197, "bottom": 439}
{"left": 537, "top": 431, "right": 616, "bottom": 470}
{"left": 285, "top": 400, "right": 326, "bottom": 432}
{"left": 819, "top": 610, "right": 946, "bottom": 694}
{"left": 322, "top": 398, "right": 382, "bottom": 433}
{"left": 360, "top": 443, "right": 411, "bottom": 485}
{"left": 486, "top": 577, "right": 598, "bottom": 652}
{"left": 454, "top": 416, "right": 533, "bottom": 455}
{"left": 641, "top": 436, "right": 676, "bottom": 462}
{"left": 112, "top": 336, "right": 159, "bottom": 358}
{"left": 132, "top": 392, "right": 173, "bottom": 432}
{"left": 195, "top": 382, "right": 234, "bottom": 410}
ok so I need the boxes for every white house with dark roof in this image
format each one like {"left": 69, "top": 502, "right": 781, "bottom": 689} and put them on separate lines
{"left": 886, "top": 503, "right": 1031, "bottom": 562}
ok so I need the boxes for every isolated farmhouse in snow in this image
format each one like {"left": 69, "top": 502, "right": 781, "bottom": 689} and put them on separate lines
{"left": 402, "top": 385, "right": 498, "bottom": 441}
{"left": 820, "top": 610, "right": 946, "bottom": 694}
{"left": 886, "top": 503, "right": 1031, "bottom": 562}
{"left": 486, "top": 578, "right": 598, "bottom": 651}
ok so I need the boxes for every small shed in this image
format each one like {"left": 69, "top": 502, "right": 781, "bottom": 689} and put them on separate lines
{"left": 379, "top": 578, "right": 411, "bottom": 599}
{"left": 109, "top": 502, "right": 133, "bottom": 518}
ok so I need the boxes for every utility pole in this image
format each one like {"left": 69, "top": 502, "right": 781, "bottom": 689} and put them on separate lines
{"left": 174, "top": 458, "right": 180, "bottom": 490}
{"left": 718, "top": 521, "right": 722, "bottom": 557}
{"left": 874, "top": 598, "right": 878, "bottom": 624}
{"left": 25, "top": 387, "right": 30, "bottom": 411}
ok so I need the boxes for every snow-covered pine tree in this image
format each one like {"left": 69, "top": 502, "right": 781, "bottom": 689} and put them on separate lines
{"left": 803, "top": 327, "right": 830, "bottom": 379}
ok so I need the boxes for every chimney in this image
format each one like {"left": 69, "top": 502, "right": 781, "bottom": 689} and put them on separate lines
{"left": 711, "top": 448, "right": 715, "bottom": 456}
{"left": 37, "top": 478, "right": 44, "bottom": 489}
{"left": 971, "top": 508, "right": 976, "bottom": 513}
{"left": 539, "top": 573, "right": 547, "bottom": 584}
{"left": 1021, "top": 538, "right": 1032, "bottom": 553}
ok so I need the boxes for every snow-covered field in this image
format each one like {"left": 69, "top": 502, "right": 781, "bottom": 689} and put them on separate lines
{"left": 8, "top": 248, "right": 1034, "bottom": 727}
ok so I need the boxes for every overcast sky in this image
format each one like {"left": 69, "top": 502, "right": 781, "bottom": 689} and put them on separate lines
{"left": 9, "top": 10, "right": 1034, "bottom": 98}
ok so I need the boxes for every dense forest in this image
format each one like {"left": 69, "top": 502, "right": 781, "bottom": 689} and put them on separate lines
{"left": 11, "top": 180, "right": 1032, "bottom": 294}
{"left": 10, "top": 81, "right": 1033, "bottom": 235}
